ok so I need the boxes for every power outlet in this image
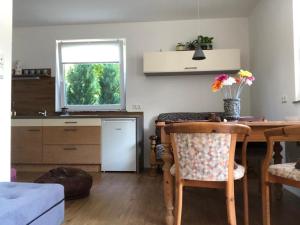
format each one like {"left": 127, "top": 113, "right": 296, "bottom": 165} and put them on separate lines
{"left": 131, "top": 104, "right": 142, "bottom": 111}
{"left": 281, "top": 95, "right": 287, "bottom": 104}
{"left": 0, "top": 53, "right": 4, "bottom": 79}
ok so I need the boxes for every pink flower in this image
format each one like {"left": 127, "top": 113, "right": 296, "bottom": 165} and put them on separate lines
{"left": 247, "top": 76, "right": 255, "bottom": 81}
{"left": 215, "top": 74, "right": 229, "bottom": 82}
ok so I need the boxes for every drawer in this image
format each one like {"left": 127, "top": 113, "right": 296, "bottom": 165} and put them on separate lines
{"left": 43, "top": 118, "right": 101, "bottom": 126}
{"left": 12, "top": 127, "right": 43, "bottom": 148}
{"left": 12, "top": 119, "right": 43, "bottom": 127}
{"left": 43, "top": 145, "right": 100, "bottom": 164}
{"left": 12, "top": 147, "right": 42, "bottom": 163}
{"left": 43, "top": 126, "right": 100, "bottom": 144}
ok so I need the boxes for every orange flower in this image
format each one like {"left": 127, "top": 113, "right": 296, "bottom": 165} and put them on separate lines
{"left": 211, "top": 80, "right": 223, "bottom": 92}
{"left": 235, "top": 77, "right": 241, "bottom": 84}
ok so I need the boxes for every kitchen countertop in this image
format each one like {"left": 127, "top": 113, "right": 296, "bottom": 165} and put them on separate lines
{"left": 12, "top": 111, "right": 143, "bottom": 119}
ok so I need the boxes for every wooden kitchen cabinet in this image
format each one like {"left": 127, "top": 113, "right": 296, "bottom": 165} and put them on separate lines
{"left": 11, "top": 118, "right": 101, "bottom": 171}
{"left": 11, "top": 120, "right": 43, "bottom": 164}
{"left": 42, "top": 118, "right": 101, "bottom": 165}
{"left": 11, "top": 115, "right": 144, "bottom": 172}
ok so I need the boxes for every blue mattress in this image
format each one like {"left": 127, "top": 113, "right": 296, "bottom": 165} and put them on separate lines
{"left": 0, "top": 182, "right": 64, "bottom": 225}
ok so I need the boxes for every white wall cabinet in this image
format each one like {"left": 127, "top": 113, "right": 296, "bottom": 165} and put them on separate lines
{"left": 143, "top": 49, "right": 240, "bottom": 75}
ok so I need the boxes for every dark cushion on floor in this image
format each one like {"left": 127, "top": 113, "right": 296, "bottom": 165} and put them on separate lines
{"left": 35, "top": 167, "right": 93, "bottom": 200}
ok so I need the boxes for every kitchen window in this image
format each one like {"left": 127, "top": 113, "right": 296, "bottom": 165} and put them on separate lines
{"left": 56, "top": 39, "right": 126, "bottom": 111}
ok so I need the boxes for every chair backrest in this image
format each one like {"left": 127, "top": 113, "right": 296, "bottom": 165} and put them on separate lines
{"left": 263, "top": 125, "right": 300, "bottom": 167}
{"left": 166, "top": 122, "right": 250, "bottom": 181}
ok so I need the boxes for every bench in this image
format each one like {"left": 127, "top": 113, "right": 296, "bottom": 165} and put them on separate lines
{"left": 0, "top": 182, "right": 64, "bottom": 225}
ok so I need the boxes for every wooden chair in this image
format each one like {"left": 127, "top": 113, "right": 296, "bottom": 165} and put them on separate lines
{"left": 165, "top": 122, "right": 251, "bottom": 225}
{"left": 261, "top": 125, "right": 300, "bottom": 225}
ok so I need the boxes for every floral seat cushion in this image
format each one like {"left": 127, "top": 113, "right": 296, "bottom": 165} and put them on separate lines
{"left": 268, "top": 163, "right": 300, "bottom": 181}
{"left": 170, "top": 164, "right": 245, "bottom": 181}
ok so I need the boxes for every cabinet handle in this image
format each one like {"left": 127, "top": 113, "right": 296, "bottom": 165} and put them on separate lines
{"left": 27, "top": 129, "right": 40, "bottom": 132}
{"left": 184, "top": 66, "right": 197, "bottom": 70}
{"left": 63, "top": 147, "right": 77, "bottom": 151}
{"left": 64, "top": 128, "right": 77, "bottom": 132}
{"left": 64, "top": 121, "right": 78, "bottom": 124}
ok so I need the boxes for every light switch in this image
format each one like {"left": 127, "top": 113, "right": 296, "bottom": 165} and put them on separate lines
{"left": 0, "top": 53, "right": 4, "bottom": 79}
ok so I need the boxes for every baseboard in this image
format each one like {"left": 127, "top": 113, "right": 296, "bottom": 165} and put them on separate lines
{"left": 13, "top": 164, "right": 101, "bottom": 172}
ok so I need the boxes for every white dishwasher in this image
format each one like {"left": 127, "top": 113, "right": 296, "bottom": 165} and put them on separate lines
{"left": 101, "top": 118, "right": 136, "bottom": 172}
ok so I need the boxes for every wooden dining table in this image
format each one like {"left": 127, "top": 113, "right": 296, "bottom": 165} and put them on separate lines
{"left": 157, "top": 120, "right": 300, "bottom": 225}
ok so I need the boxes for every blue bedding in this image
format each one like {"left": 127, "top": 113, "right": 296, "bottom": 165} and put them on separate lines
{"left": 0, "top": 182, "right": 64, "bottom": 225}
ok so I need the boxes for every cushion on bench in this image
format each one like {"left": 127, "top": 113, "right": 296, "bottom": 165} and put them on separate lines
{"left": 0, "top": 182, "right": 64, "bottom": 225}
{"left": 269, "top": 163, "right": 300, "bottom": 181}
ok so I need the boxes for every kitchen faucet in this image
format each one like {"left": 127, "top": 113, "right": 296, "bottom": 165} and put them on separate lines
{"left": 38, "top": 110, "right": 47, "bottom": 117}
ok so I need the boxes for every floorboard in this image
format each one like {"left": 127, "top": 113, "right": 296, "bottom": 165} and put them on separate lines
{"left": 17, "top": 172, "right": 300, "bottom": 225}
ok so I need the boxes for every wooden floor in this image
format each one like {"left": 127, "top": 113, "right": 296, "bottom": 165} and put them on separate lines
{"left": 17, "top": 172, "right": 300, "bottom": 225}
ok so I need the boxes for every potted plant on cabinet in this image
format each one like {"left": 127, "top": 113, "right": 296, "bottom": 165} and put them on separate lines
{"left": 198, "top": 35, "right": 214, "bottom": 50}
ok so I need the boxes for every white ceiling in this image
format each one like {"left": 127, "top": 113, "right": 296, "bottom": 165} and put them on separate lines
{"left": 13, "top": 0, "right": 259, "bottom": 27}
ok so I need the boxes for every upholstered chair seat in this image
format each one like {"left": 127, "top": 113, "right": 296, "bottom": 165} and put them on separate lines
{"left": 268, "top": 163, "right": 300, "bottom": 181}
{"left": 170, "top": 163, "right": 245, "bottom": 181}
{"left": 261, "top": 125, "right": 300, "bottom": 225}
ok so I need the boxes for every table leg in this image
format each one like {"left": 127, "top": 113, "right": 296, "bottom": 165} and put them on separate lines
{"left": 149, "top": 136, "right": 158, "bottom": 177}
{"left": 273, "top": 142, "right": 283, "bottom": 200}
{"left": 161, "top": 144, "right": 174, "bottom": 225}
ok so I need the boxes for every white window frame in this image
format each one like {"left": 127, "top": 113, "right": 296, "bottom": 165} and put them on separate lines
{"left": 56, "top": 39, "right": 126, "bottom": 111}
{"left": 293, "top": 0, "right": 300, "bottom": 102}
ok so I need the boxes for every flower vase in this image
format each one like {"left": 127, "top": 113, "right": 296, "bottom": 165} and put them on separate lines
{"left": 223, "top": 98, "right": 240, "bottom": 121}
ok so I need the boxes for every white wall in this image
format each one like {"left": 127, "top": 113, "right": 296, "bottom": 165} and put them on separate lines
{"left": 249, "top": 0, "right": 300, "bottom": 119}
{"left": 249, "top": 0, "right": 300, "bottom": 196}
{"left": 0, "top": 0, "right": 12, "bottom": 181}
{"left": 13, "top": 18, "right": 251, "bottom": 166}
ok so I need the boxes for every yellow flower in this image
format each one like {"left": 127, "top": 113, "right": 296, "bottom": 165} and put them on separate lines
{"left": 238, "top": 70, "right": 253, "bottom": 78}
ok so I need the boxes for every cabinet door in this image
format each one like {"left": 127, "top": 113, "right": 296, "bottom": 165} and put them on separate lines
{"left": 11, "top": 127, "right": 43, "bottom": 163}
{"left": 143, "top": 49, "right": 241, "bottom": 74}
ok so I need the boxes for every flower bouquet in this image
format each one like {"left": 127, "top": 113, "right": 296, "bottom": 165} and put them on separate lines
{"left": 211, "top": 70, "right": 255, "bottom": 120}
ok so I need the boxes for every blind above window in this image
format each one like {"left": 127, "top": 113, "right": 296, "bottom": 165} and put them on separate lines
{"left": 59, "top": 41, "right": 121, "bottom": 63}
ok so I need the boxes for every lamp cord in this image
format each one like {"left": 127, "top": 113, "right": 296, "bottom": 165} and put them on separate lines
{"left": 197, "top": 0, "right": 200, "bottom": 19}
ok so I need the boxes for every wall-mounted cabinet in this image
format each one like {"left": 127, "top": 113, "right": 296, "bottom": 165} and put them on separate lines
{"left": 143, "top": 49, "right": 240, "bottom": 75}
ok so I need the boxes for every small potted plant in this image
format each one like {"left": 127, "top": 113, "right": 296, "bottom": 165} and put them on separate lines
{"left": 185, "top": 39, "right": 199, "bottom": 50}
{"left": 198, "top": 35, "right": 214, "bottom": 50}
{"left": 176, "top": 43, "right": 186, "bottom": 51}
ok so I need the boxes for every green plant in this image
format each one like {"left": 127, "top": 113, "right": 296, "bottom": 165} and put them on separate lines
{"left": 198, "top": 35, "right": 214, "bottom": 44}
{"left": 186, "top": 39, "right": 199, "bottom": 50}
{"left": 65, "top": 63, "right": 120, "bottom": 105}
{"left": 176, "top": 42, "right": 185, "bottom": 47}
{"left": 182, "top": 35, "right": 214, "bottom": 50}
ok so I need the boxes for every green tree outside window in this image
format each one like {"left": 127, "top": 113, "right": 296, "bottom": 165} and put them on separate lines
{"left": 65, "top": 63, "right": 120, "bottom": 106}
